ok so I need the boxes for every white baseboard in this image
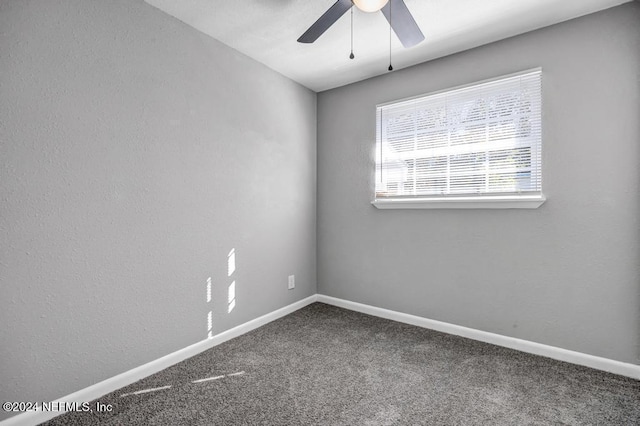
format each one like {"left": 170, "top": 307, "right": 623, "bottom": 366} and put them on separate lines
{"left": 4, "top": 293, "right": 638, "bottom": 425}
{"left": 1, "top": 295, "right": 318, "bottom": 426}
{"left": 317, "top": 294, "right": 640, "bottom": 380}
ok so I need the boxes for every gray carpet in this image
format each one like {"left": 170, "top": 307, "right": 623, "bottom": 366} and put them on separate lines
{"left": 42, "top": 303, "right": 640, "bottom": 425}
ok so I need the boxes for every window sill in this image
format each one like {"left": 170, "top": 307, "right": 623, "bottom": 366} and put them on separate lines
{"left": 371, "top": 194, "right": 546, "bottom": 210}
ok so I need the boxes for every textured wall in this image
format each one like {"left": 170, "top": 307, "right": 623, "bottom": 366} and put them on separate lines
{"left": 317, "top": 3, "right": 640, "bottom": 364}
{"left": 0, "top": 0, "right": 316, "bottom": 420}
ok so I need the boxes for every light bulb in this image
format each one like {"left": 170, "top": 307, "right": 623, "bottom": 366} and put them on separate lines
{"left": 352, "top": 0, "right": 389, "bottom": 13}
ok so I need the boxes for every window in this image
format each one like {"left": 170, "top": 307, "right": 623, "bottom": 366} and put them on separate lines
{"left": 373, "top": 69, "right": 544, "bottom": 209}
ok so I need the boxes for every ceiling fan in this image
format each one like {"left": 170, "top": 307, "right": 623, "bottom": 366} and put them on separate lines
{"left": 297, "top": 0, "right": 424, "bottom": 48}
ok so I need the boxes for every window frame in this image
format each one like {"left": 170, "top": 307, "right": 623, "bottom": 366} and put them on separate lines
{"left": 372, "top": 68, "right": 545, "bottom": 210}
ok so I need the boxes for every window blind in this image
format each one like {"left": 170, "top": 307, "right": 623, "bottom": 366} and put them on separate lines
{"left": 375, "top": 69, "right": 542, "bottom": 201}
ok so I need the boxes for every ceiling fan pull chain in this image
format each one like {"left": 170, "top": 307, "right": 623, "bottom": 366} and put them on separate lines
{"left": 388, "top": 0, "right": 393, "bottom": 71}
{"left": 350, "top": 5, "right": 355, "bottom": 59}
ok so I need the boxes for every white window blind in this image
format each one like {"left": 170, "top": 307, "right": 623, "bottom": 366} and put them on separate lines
{"left": 374, "top": 69, "right": 543, "bottom": 208}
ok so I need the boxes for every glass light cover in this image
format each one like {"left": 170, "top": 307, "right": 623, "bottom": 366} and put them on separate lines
{"left": 352, "top": 0, "right": 389, "bottom": 13}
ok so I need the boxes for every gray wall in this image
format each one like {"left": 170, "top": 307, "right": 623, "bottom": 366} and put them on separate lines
{"left": 317, "top": 3, "right": 640, "bottom": 365}
{"left": 0, "top": 0, "right": 316, "bottom": 419}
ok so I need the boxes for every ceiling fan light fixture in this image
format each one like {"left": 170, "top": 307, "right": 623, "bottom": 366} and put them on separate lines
{"left": 352, "top": 0, "right": 389, "bottom": 13}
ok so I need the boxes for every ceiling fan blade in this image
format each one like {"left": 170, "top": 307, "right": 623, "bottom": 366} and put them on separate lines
{"left": 297, "top": 0, "right": 353, "bottom": 43}
{"left": 381, "top": 0, "right": 425, "bottom": 48}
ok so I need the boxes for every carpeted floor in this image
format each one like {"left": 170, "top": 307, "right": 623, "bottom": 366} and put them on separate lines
{"left": 43, "top": 303, "right": 640, "bottom": 425}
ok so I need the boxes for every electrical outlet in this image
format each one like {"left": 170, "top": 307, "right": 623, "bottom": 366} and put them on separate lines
{"left": 288, "top": 275, "right": 295, "bottom": 290}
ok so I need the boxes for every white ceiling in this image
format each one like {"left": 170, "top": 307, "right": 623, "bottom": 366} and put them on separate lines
{"left": 144, "top": 0, "right": 631, "bottom": 92}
